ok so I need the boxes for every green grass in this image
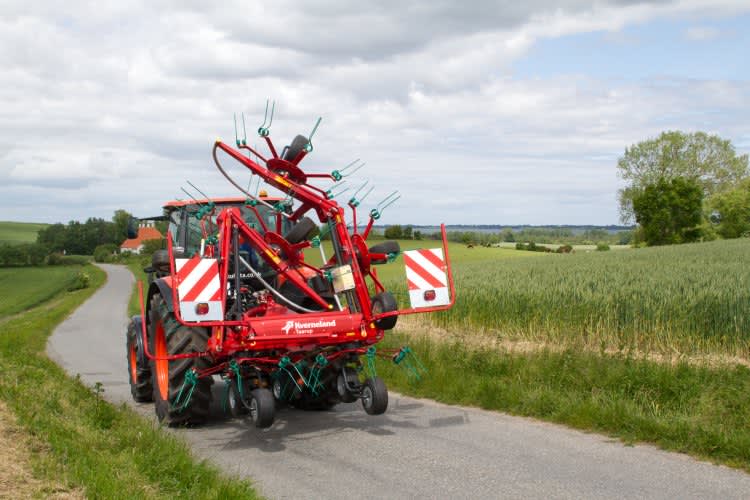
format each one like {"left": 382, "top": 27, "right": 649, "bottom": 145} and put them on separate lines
{"left": 126, "top": 257, "right": 150, "bottom": 316}
{"left": 0, "top": 220, "right": 47, "bottom": 244}
{"left": 0, "top": 267, "right": 82, "bottom": 316}
{"left": 381, "top": 238, "right": 750, "bottom": 357}
{"left": 0, "top": 265, "right": 259, "bottom": 499}
{"left": 378, "top": 332, "right": 750, "bottom": 471}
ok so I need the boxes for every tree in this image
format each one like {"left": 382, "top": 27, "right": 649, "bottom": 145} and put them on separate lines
{"left": 402, "top": 225, "right": 413, "bottom": 240}
{"left": 413, "top": 230, "right": 422, "bottom": 241}
{"left": 37, "top": 223, "right": 67, "bottom": 252}
{"left": 632, "top": 177, "right": 703, "bottom": 246}
{"left": 384, "top": 225, "right": 403, "bottom": 239}
{"left": 709, "top": 178, "right": 750, "bottom": 239}
{"left": 618, "top": 131, "right": 748, "bottom": 223}
{"left": 112, "top": 209, "right": 135, "bottom": 244}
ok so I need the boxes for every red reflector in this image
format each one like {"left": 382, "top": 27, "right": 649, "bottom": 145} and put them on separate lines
{"left": 423, "top": 290, "right": 436, "bottom": 301}
{"left": 195, "top": 303, "right": 210, "bottom": 315}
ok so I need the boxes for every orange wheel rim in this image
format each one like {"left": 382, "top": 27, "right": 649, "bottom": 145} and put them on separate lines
{"left": 154, "top": 321, "right": 169, "bottom": 400}
{"left": 129, "top": 343, "right": 138, "bottom": 383}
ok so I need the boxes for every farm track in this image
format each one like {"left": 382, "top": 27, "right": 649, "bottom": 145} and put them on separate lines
{"left": 47, "top": 264, "right": 750, "bottom": 499}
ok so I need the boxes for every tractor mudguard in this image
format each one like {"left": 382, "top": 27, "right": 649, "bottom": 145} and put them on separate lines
{"left": 129, "top": 315, "right": 148, "bottom": 367}
{"left": 147, "top": 278, "right": 174, "bottom": 316}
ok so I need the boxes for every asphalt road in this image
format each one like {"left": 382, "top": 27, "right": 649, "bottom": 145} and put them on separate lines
{"left": 48, "top": 264, "right": 750, "bottom": 499}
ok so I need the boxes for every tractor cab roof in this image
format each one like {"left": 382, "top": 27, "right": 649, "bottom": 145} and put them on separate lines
{"left": 162, "top": 196, "right": 284, "bottom": 210}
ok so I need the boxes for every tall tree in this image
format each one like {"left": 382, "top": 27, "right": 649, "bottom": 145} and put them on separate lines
{"left": 617, "top": 131, "right": 748, "bottom": 223}
{"left": 709, "top": 178, "right": 750, "bottom": 239}
{"left": 632, "top": 177, "right": 703, "bottom": 246}
{"left": 112, "top": 209, "right": 135, "bottom": 244}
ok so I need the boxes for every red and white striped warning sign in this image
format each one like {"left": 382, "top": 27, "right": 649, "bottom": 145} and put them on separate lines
{"left": 403, "top": 248, "right": 450, "bottom": 308}
{"left": 175, "top": 256, "right": 223, "bottom": 321}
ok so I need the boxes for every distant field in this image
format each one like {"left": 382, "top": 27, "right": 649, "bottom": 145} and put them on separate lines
{"left": 0, "top": 221, "right": 47, "bottom": 245}
{"left": 380, "top": 238, "right": 750, "bottom": 356}
{"left": 0, "top": 267, "right": 80, "bottom": 317}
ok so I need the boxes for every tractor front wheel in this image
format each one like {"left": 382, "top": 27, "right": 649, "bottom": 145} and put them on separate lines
{"left": 126, "top": 317, "right": 152, "bottom": 402}
{"left": 149, "top": 294, "right": 212, "bottom": 426}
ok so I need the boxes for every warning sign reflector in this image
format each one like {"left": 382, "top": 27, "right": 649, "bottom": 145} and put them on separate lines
{"left": 175, "top": 256, "right": 223, "bottom": 321}
{"left": 403, "top": 248, "right": 450, "bottom": 308}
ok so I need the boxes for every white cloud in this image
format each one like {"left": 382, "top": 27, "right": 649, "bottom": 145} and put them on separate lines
{"left": 684, "top": 26, "right": 721, "bottom": 41}
{"left": 0, "top": 0, "right": 748, "bottom": 225}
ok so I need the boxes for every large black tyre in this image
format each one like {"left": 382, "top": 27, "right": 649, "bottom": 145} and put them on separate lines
{"left": 284, "top": 216, "right": 317, "bottom": 244}
{"left": 283, "top": 134, "right": 309, "bottom": 162}
{"left": 126, "top": 318, "right": 152, "bottom": 402}
{"left": 361, "top": 377, "right": 388, "bottom": 415}
{"left": 151, "top": 249, "right": 170, "bottom": 273}
{"left": 149, "top": 294, "right": 212, "bottom": 426}
{"left": 336, "top": 367, "right": 359, "bottom": 403}
{"left": 371, "top": 291, "right": 398, "bottom": 330}
{"left": 227, "top": 379, "right": 249, "bottom": 418}
{"left": 368, "top": 241, "right": 400, "bottom": 264}
{"left": 249, "top": 388, "right": 276, "bottom": 428}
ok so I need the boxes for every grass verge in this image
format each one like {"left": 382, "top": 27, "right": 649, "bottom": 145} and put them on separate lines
{"left": 377, "top": 331, "right": 750, "bottom": 471}
{"left": 0, "top": 264, "right": 259, "bottom": 499}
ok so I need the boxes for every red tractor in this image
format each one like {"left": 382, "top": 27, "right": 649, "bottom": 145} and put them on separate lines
{"left": 126, "top": 112, "right": 455, "bottom": 427}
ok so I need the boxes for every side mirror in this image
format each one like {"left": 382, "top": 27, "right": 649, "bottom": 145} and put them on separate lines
{"left": 127, "top": 217, "right": 139, "bottom": 239}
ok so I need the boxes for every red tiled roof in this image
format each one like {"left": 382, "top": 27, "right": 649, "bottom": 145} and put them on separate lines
{"left": 121, "top": 226, "right": 163, "bottom": 249}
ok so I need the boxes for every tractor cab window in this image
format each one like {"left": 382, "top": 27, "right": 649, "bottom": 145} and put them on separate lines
{"left": 185, "top": 215, "right": 203, "bottom": 256}
{"left": 239, "top": 204, "right": 293, "bottom": 235}
{"left": 167, "top": 210, "right": 181, "bottom": 248}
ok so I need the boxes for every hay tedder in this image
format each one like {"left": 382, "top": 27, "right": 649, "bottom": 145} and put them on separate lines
{"left": 126, "top": 106, "right": 455, "bottom": 427}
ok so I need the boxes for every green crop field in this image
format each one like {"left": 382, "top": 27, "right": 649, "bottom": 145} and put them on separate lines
{"left": 0, "top": 221, "right": 47, "bottom": 245}
{"left": 0, "top": 267, "right": 81, "bottom": 317}
{"left": 377, "top": 237, "right": 750, "bottom": 357}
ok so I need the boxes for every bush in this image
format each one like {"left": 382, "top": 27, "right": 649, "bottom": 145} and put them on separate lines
{"left": 384, "top": 225, "right": 403, "bottom": 239}
{"left": 48, "top": 254, "right": 91, "bottom": 266}
{"left": 94, "top": 243, "right": 120, "bottom": 263}
{"left": 140, "top": 238, "right": 166, "bottom": 256}
{"left": 516, "top": 242, "right": 551, "bottom": 253}
{"left": 556, "top": 244, "right": 573, "bottom": 254}
{"left": 67, "top": 271, "right": 91, "bottom": 291}
{"left": 596, "top": 243, "right": 611, "bottom": 251}
{"left": 0, "top": 243, "right": 49, "bottom": 267}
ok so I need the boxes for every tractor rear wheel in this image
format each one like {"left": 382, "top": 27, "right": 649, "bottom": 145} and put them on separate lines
{"left": 149, "top": 294, "right": 212, "bottom": 426}
{"left": 126, "top": 318, "right": 152, "bottom": 402}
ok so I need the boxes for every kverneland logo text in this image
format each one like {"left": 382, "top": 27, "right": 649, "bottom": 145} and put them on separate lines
{"left": 281, "top": 319, "right": 337, "bottom": 334}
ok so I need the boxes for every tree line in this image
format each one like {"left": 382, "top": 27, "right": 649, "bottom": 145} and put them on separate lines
{"left": 0, "top": 210, "right": 135, "bottom": 267}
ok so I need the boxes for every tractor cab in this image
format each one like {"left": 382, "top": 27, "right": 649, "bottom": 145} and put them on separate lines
{"left": 162, "top": 195, "right": 293, "bottom": 257}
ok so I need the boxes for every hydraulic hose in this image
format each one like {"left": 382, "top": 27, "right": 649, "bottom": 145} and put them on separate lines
{"left": 237, "top": 255, "right": 318, "bottom": 314}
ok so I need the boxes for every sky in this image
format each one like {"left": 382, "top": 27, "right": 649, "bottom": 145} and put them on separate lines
{"left": 1, "top": 1, "right": 749, "bottom": 226}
